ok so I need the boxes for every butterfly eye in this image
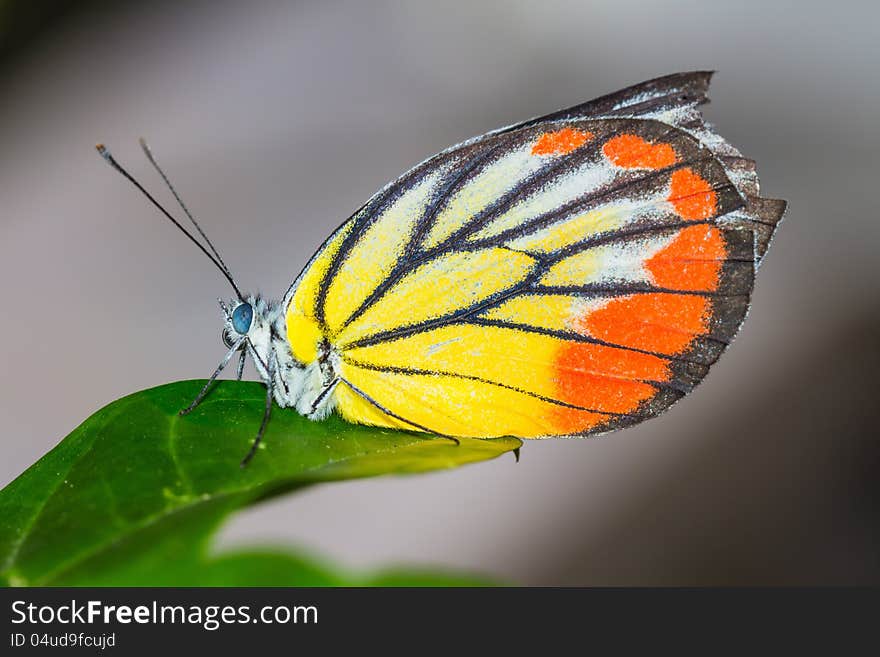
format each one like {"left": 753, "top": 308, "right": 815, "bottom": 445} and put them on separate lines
{"left": 231, "top": 302, "right": 253, "bottom": 334}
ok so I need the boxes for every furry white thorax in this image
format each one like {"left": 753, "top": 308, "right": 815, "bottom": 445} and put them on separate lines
{"left": 222, "top": 295, "right": 338, "bottom": 421}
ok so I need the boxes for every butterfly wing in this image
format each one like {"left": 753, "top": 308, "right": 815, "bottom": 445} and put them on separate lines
{"left": 284, "top": 72, "right": 786, "bottom": 438}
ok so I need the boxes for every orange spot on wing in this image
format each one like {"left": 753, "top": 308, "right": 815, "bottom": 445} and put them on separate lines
{"left": 558, "top": 340, "right": 671, "bottom": 382}
{"left": 547, "top": 405, "right": 608, "bottom": 435}
{"left": 646, "top": 225, "right": 727, "bottom": 291}
{"left": 603, "top": 134, "right": 677, "bottom": 169}
{"left": 547, "top": 224, "right": 728, "bottom": 431}
{"left": 668, "top": 168, "right": 717, "bottom": 220}
{"left": 531, "top": 127, "right": 593, "bottom": 156}
{"left": 550, "top": 340, "right": 670, "bottom": 431}
{"left": 582, "top": 293, "right": 710, "bottom": 355}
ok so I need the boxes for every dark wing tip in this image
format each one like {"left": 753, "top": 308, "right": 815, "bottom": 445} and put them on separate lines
{"left": 596, "top": 70, "right": 715, "bottom": 115}
{"left": 502, "top": 71, "right": 718, "bottom": 133}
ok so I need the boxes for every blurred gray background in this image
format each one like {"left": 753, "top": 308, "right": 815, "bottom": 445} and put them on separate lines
{"left": 1, "top": 0, "right": 878, "bottom": 585}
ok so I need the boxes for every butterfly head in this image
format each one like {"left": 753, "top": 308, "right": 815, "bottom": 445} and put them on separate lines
{"left": 220, "top": 295, "right": 283, "bottom": 375}
{"left": 221, "top": 295, "right": 272, "bottom": 345}
{"left": 221, "top": 298, "right": 254, "bottom": 348}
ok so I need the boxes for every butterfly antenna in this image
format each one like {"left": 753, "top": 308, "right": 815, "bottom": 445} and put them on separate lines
{"left": 137, "top": 137, "right": 234, "bottom": 279}
{"left": 96, "top": 143, "right": 245, "bottom": 301}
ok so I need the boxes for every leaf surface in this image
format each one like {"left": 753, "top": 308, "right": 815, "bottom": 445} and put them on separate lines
{"left": 0, "top": 380, "right": 520, "bottom": 585}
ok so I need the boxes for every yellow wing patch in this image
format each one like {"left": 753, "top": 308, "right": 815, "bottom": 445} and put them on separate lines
{"left": 289, "top": 220, "right": 354, "bottom": 319}
{"left": 479, "top": 294, "right": 581, "bottom": 332}
{"left": 337, "top": 247, "right": 536, "bottom": 345}
{"left": 333, "top": 381, "right": 415, "bottom": 431}
{"left": 286, "top": 221, "right": 353, "bottom": 364}
{"left": 323, "top": 169, "right": 447, "bottom": 333}
{"left": 337, "top": 363, "right": 610, "bottom": 438}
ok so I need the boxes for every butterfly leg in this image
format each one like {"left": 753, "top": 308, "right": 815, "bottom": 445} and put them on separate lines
{"left": 240, "top": 350, "right": 277, "bottom": 467}
{"left": 236, "top": 348, "right": 246, "bottom": 381}
{"left": 180, "top": 338, "right": 245, "bottom": 416}
{"left": 307, "top": 377, "right": 339, "bottom": 418}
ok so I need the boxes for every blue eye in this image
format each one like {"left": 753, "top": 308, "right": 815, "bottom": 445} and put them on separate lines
{"left": 231, "top": 303, "right": 253, "bottom": 334}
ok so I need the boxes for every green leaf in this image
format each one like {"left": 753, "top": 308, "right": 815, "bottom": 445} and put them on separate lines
{"left": 66, "top": 544, "right": 497, "bottom": 587}
{"left": 0, "top": 380, "right": 520, "bottom": 586}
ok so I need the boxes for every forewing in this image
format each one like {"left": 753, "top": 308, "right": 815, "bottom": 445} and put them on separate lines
{"left": 285, "top": 72, "right": 786, "bottom": 438}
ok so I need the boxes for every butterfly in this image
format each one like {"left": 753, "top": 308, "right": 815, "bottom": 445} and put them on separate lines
{"left": 98, "top": 71, "right": 785, "bottom": 465}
